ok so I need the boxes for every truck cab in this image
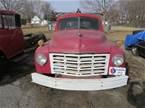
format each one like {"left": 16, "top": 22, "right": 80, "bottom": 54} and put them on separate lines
{"left": 0, "top": 10, "right": 47, "bottom": 73}
{"left": 0, "top": 10, "right": 24, "bottom": 59}
{"left": 32, "top": 13, "right": 128, "bottom": 91}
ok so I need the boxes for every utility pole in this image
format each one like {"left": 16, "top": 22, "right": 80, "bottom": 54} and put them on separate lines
{"left": 102, "top": 0, "right": 106, "bottom": 20}
{"left": 102, "top": 0, "right": 105, "bottom": 9}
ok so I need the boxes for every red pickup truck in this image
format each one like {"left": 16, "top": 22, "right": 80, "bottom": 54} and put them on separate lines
{"left": 0, "top": 10, "right": 46, "bottom": 72}
{"left": 32, "top": 13, "right": 128, "bottom": 91}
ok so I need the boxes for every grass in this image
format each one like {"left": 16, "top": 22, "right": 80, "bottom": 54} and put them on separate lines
{"left": 106, "top": 26, "right": 139, "bottom": 42}
{"left": 106, "top": 30, "right": 131, "bottom": 42}
{"left": 22, "top": 26, "right": 139, "bottom": 43}
{"left": 111, "top": 26, "right": 144, "bottom": 32}
{"left": 22, "top": 26, "right": 53, "bottom": 39}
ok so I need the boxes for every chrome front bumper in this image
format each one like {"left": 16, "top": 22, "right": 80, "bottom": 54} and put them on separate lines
{"left": 31, "top": 73, "right": 128, "bottom": 91}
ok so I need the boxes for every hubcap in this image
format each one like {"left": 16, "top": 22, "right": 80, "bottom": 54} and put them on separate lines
{"left": 132, "top": 47, "right": 138, "bottom": 55}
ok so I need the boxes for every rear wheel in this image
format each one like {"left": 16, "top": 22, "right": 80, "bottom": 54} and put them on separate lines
{"left": 131, "top": 47, "right": 139, "bottom": 56}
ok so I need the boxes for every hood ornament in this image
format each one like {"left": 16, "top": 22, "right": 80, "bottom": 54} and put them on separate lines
{"left": 77, "top": 16, "right": 83, "bottom": 37}
{"left": 76, "top": 9, "right": 81, "bottom": 13}
{"left": 78, "top": 32, "right": 82, "bottom": 37}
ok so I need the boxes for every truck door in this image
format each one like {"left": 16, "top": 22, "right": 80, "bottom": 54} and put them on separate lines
{"left": 2, "top": 14, "right": 24, "bottom": 58}
{"left": 9, "top": 14, "right": 24, "bottom": 55}
{"left": 0, "top": 14, "right": 13, "bottom": 58}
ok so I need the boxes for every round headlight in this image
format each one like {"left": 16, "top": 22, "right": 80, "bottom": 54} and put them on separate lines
{"left": 35, "top": 54, "right": 47, "bottom": 66}
{"left": 112, "top": 55, "right": 124, "bottom": 66}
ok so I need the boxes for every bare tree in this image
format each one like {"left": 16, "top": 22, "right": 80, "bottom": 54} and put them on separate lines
{"left": 81, "top": 0, "right": 118, "bottom": 23}
{"left": 81, "top": 0, "right": 115, "bottom": 13}
{"left": 118, "top": 0, "right": 145, "bottom": 27}
{"left": 31, "top": 0, "right": 54, "bottom": 19}
{"left": 32, "top": 0, "right": 44, "bottom": 18}
{"left": 0, "top": 0, "right": 54, "bottom": 23}
{"left": 41, "top": 2, "right": 52, "bottom": 16}
{"left": 41, "top": 1, "right": 53, "bottom": 20}
{"left": 0, "top": 0, "right": 25, "bottom": 11}
{"left": 20, "top": 0, "right": 35, "bottom": 23}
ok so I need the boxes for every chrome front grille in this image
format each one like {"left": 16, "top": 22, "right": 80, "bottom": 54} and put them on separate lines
{"left": 49, "top": 53, "right": 110, "bottom": 77}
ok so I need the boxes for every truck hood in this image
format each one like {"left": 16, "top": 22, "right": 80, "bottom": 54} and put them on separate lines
{"left": 49, "top": 30, "right": 115, "bottom": 53}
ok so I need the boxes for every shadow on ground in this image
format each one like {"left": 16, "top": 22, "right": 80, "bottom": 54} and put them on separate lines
{"left": 127, "top": 81, "right": 145, "bottom": 108}
{"left": 0, "top": 50, "right": 145, "bottom": 108}
{"left": 0, "top": 52, "right": 34, "bottom": 85}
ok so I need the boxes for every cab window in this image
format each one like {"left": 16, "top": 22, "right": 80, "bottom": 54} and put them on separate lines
{"left": 15, "top": 14, "right": 21, "bottom": 27}
{"left": 2, "top": 15, "right": 16, "bottom": 29}
{"left": 8, "top": 15, "right": 15, "bottom": 29}
{"left": 3, "top": 15, "right": 9, "bottom": 29}
{"left": 0, "top": 15, "right": 2, "bottom": 28}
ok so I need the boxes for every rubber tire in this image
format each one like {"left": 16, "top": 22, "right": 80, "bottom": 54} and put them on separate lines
{"left": 132, "top": 30, "right": 144, "bottom": 35}
{"left": 0, "top": 56, "right": 7, "bottom": 74}
{"left": 132, "top": 83, "right": 143, "bottom": 96}
{"left": 131, "top": 47, "right": 139, "bottom": 56}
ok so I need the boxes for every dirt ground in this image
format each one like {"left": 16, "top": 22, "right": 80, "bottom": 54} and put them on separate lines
{"left": 0, "top": 28, "right": 145, "bottom": 108}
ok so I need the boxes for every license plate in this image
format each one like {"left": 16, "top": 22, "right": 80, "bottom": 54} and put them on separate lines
{"left": 109, "top": 67, "right": 126, "bottom": 75}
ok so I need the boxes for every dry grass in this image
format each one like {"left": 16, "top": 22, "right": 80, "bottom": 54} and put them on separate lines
{"left": 22, "top": 26, "right": 53, "bottom": 39}
{"left": 111, "top": 26, "right": 144, "bottom": 32}
{"left": 22, "top": 26, "right": 141, "bottom": 42}
{"left": 106, "top": 26, "right": 138, "bottom": 42}
{"left": 106, "top": 30, "right": 131, "bottom": 42}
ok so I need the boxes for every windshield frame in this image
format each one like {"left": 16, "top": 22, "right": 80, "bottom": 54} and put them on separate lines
{"left": 58, "top": 16, "right": 101, "bottom": 31}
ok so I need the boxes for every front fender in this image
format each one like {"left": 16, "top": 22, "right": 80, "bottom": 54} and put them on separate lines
{"left": 0, "top": 47, "right": 8, "bottom": 58}
{"left": 35, "top": 45, "right": 51, "bottom": 74}
{"left": 109, "top": 47, "right": 125, "bottom": 67}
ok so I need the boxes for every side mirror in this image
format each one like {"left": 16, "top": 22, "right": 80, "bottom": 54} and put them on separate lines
{"left": 38, "top": 40, "right": 44, "bottom": 47}
{"left": 114, "top": 40, "right": 123, "bottom": 48}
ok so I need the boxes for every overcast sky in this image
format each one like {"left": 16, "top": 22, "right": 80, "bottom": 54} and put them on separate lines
{"left": 46, "top": 0, "right": 81, "bottom": 12}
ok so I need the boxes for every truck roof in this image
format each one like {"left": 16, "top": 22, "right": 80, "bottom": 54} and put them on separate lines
{"left": 57, "top": 13, "right": 102, "bottom": 21}
{"left": 0, "top": 10, "right": 18, "bottom": 15}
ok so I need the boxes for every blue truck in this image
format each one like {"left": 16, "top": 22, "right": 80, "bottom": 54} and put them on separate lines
{"left": 125, "top": 30, "right": 145, "bottom": 57}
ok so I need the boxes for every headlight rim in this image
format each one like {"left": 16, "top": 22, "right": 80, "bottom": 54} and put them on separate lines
{"left": 112, "top": 55, "right": 124, "bottom": 67}
{"left": 35, "top": 53, "right": 47, "bottom": 66}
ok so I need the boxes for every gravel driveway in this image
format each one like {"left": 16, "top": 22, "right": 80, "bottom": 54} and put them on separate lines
{"left": 0, "top": 51, "right": 144, "bottom": 108}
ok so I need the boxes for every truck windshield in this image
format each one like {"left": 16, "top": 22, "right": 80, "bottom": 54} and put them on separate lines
{"left": 59, "top": 17, "right": 99, "bottom": 30}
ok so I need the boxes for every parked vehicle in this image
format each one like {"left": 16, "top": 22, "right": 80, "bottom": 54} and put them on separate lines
{"left": 0, "top": 10, "right": 46, "bottom": 72}
{"left": 32, "top": 12, "right": 128, "bottom": 91}
{"left": 125, "top": 30, "right": 145, "bottom": 57}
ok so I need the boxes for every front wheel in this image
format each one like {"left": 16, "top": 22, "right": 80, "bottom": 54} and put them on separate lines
{"left": 131, "top": 47, "right": 139, "bottom": 56}
{"left": 0, "top": 56, "right": 7, "bottom": 74}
